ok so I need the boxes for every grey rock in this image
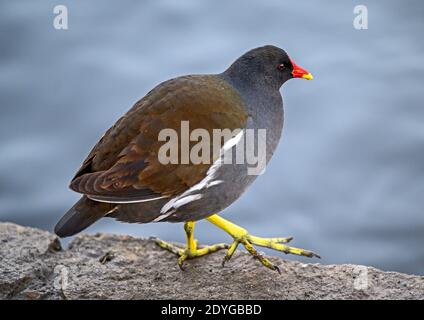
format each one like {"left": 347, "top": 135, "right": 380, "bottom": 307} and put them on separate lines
{"left": 0, "top": 222, "right": 423, "bottom": 300}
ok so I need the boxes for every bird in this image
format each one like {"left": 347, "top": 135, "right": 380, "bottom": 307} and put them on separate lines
{"left": 55, "top": 45, "right": 319, "bottom": 273}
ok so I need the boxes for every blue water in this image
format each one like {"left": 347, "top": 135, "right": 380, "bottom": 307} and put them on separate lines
{"left": 1, "top": 0, "right": 423, "bottom": 275}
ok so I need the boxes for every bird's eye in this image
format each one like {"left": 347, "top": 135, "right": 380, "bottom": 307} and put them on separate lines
{"left": 277, "top": 63, "right": 285, "bottom": 71}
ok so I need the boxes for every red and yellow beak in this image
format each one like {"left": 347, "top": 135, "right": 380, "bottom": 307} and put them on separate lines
{"left": 290, "top": 57, "right": 313, "bottom": 80}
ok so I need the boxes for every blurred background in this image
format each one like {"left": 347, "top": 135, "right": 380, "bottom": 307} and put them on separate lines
{"left": 1, "top": 0, "right": 423, "bottom": 275}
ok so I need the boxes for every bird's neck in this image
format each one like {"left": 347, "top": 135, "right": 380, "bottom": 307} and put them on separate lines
{"left": 220, "top": 70, "right": 282, "bottom": 115}
{"left": 220, "top": 71, "right": 283, "bottom": 146}
{"left": 221, "top": 66, "right": 279, "bottom": 93}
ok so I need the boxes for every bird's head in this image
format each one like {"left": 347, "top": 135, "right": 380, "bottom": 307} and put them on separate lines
{"left": 224, "top": 45, "right": 313, "bottom": 89}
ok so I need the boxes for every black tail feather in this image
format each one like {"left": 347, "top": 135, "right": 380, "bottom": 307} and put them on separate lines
{"left": 54, "top": 196, "right": 115, "bottom": 238}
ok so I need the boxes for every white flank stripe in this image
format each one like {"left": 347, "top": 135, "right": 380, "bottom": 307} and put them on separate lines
{"left": 153, "top": 213, "right": 172, "bottom": 222}
{"left": 207, "top": 180, "right": 223, "bottom": 188}
{"left": 223, "top": 130, "right": 244, "bottom": 151}
{"left": 154, "top": 195, "right": 203, "bottom": 222}
{"left": 159, "top": 130, "right": 244, "bottom": 216}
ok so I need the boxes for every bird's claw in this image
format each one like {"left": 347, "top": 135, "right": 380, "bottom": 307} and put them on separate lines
{"left": 221, "top": 231, "right": 319, "bottom": 273}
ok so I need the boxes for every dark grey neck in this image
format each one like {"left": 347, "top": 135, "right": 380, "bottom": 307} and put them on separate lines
{"left": 220, "top": 69, "right": 283, "bottom": 119}
{"left": 221, "top": 65, "right": 280, "bottom": 94}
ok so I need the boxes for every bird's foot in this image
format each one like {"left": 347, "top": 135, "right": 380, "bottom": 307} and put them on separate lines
{"left": 206, "top": 214, "right": 320, "bottom": 274}
{"left": 152, "top": 237, "right": 229, "bottom": 270}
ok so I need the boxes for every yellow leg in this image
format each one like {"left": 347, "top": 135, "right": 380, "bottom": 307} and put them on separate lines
{"left": 206, "top": 214, "right": 320, "bottom": 273}
{"left": 154, "top": 221, "right": 229, "bottom": 270}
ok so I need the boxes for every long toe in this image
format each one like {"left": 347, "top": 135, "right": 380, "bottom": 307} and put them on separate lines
{"left": 221, "top": 238, "right": 281, "bottom": 273}
{"left": 249, "top": 236, "right": 321, "bottom": 259}
{"left": 153, "top": 237, "right": 230, "bottom": 269}
{"left": 242, "top": 240, "right": 281, "bottom": 273}
{"left": 153, "top": 238, "right": 185, "bottom": 256}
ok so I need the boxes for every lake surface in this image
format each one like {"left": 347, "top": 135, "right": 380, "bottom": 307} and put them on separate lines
{"left": 1, "top": 0, "right": 423, "bottom": 275}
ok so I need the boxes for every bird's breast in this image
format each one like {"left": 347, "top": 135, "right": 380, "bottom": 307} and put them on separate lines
{"left": 244, "top": 90, "right": 284, "bottom": 164}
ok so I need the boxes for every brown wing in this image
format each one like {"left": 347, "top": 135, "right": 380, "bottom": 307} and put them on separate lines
{"left": 69, "top": 75, "right": 248, "bottom": 202}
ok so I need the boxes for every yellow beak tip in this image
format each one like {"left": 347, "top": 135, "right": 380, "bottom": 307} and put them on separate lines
{"left": 302, "top": 73, "right": 313, "bottom": 80}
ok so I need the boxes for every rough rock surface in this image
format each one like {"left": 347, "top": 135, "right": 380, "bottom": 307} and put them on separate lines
{"left": 0, "top": 222, "right": 423, "bottom": 300}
